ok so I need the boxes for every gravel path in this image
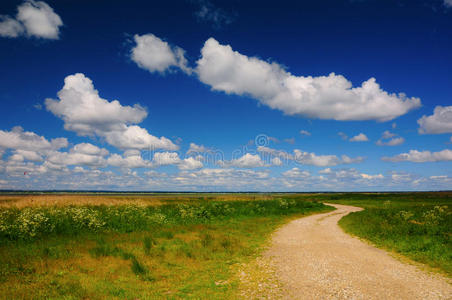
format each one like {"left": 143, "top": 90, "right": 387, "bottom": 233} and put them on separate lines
{"left": 264, "top": 203, "right": 452, "bottom": 299}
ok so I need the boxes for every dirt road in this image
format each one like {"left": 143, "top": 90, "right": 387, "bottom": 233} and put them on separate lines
{"left": 264, "top": 203, "right": 452, "bottom": 299}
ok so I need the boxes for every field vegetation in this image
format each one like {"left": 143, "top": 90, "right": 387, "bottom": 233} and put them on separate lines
{"left": 0, "top": 194, "right": 331, "bottom": 299}
{"left": 1, "top": 192, "right": 450, "bottom": 299}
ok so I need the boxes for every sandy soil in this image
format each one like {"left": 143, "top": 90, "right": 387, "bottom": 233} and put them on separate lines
{"left": 264, "top": 203, "right": 452, "bottom": 299}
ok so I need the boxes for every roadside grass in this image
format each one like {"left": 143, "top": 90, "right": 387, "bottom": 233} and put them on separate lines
{"left": 0, "top": 196, "right": 332, "bottom": 299}
{"left": 322, "top": 192, "right": 452, "bottom": 276}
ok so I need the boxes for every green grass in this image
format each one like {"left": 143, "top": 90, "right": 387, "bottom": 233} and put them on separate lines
{"left": 323, "top": 192, "right": 452, "bottom": 276}
{"left": 0, "top": 195, "right": 332, "bottom": 299}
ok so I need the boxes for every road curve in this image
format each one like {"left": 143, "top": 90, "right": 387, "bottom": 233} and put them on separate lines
{"left": 264, "top": 203, "right": 452, "bottom": 299}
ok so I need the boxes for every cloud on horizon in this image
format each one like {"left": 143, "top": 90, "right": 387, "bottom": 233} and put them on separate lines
{"left": 382, "top": 149, "right": 452, "bottom": 162}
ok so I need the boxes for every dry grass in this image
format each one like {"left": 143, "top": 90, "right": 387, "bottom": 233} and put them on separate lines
{"left": 0, "top": 194, "right": 165, "bottom": 208}
{"left": 0, "top": 193, "right": 305, "bottom": 208}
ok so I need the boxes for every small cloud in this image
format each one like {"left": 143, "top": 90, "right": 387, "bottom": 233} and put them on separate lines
{"left": 445, "top": 0, "right": 452, "bottom": 7}
{"left": 392, "top": 122, "right": 397, "bottom": 129}
{"left": 381, "top": 130, "right": 396, "bottom": 139}
{"left": 268, "top": 136, "right": 280, "bottom": 144}
{"left": 338, "top": 132, "right": 348, "bottom": 140}
{"left": 271, "top": 157, "right": 282, "bottom": 166}
{"left": 130, "top": 33, "right": 191, "bottom": 74}
{"left": 284, "top": 138, "right": 295, "bottom": 144}
{"left": 193, "top": 0, "right": 235, "bottom": 29}
{"left": 187, "top": 142, "right": 211, "bottom": 154}
{"left": 300, "top": 130, "right": 311, "bottom": 136}
{"left": 34, "top": 103, "right": 42, "bottom": 110}
{"left": 349, "top": 133, "right": 369, "bottom": 142}
{"left": 376, "top": 131, "right": 405, "bottom": 146}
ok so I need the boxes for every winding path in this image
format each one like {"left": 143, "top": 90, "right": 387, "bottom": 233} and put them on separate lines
{"left": 264, "top": 203, "right": 452, "bottom": 299}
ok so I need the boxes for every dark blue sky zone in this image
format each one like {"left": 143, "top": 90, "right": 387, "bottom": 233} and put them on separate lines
{"left": 0, "top": 0, "right": 451, "bottom": 190}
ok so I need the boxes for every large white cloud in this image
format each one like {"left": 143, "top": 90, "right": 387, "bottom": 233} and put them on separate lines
{"left": 195, "top": 38, "right": 421, "bottom": 121}
{"left": 0, "top": 1, "right": 62, "bottom": 39}
{"left": 46, "top": 73, "right": 147, "bottom": 134}
{"left": 382, "top": 149, "right": 452, "bottom": 162}
{"left": 45, "top": 73, "right": 178, "bottom": 151}
{"left": 131, "top": 34, "right": 191, "bottom": 74}
{"left": 418, "top": 106, "right": 452, "bottom": 134}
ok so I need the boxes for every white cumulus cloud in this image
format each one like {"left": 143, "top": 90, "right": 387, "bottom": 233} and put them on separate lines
{"left": 45, "top": 73, "right": 178, "bottom": 151}
{"left": 349, "top": 133, "right": 369, "bottom": 142}
{"left": 418, "top": 106, "right": 452, "bottom": 134}
{"left": 195, "top": 38, "right": 421, "bottom": 121}
{"left": 382, "top": 149, "right": 452, "bottom": 162}
{"left": 131, "top": 34, "right": 191, "bottom": 74}
{"left": 0, "top": 1, "right": 62, "bottom": 39}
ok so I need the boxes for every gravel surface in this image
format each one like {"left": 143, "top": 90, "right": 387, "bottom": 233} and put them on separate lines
{"left": 264, "top": 203, "right": 452, "bottom": 299}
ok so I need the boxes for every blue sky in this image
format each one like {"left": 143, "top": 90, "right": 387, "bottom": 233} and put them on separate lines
{"left": 0, "top": 0, "right": 451, "bottom": 191}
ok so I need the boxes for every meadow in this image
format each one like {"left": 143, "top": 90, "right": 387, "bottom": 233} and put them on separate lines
{"left": 0, "top": 192, "right": 450, "bottom": 299}
{"left": 0, "top": 193, "right": 331, "bottom": 299}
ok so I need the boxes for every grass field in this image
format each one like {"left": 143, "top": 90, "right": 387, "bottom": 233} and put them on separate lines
{"left": 322, "top": 192, "right": 452, "bottom": 276}
{"left": 0, "top": 194, "right": 332, "bottom": 299}
{"left": 1, "top": 192, "right": 450, "bottom": 299}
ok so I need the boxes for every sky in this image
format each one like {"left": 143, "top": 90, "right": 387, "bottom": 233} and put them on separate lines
{"left": 0, "top": 0, "right": 451, "bottom": 191}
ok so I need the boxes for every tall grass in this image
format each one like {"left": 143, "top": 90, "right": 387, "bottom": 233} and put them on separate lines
{"left": 0, "top": 198, "right": 324, "bottom": 242}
